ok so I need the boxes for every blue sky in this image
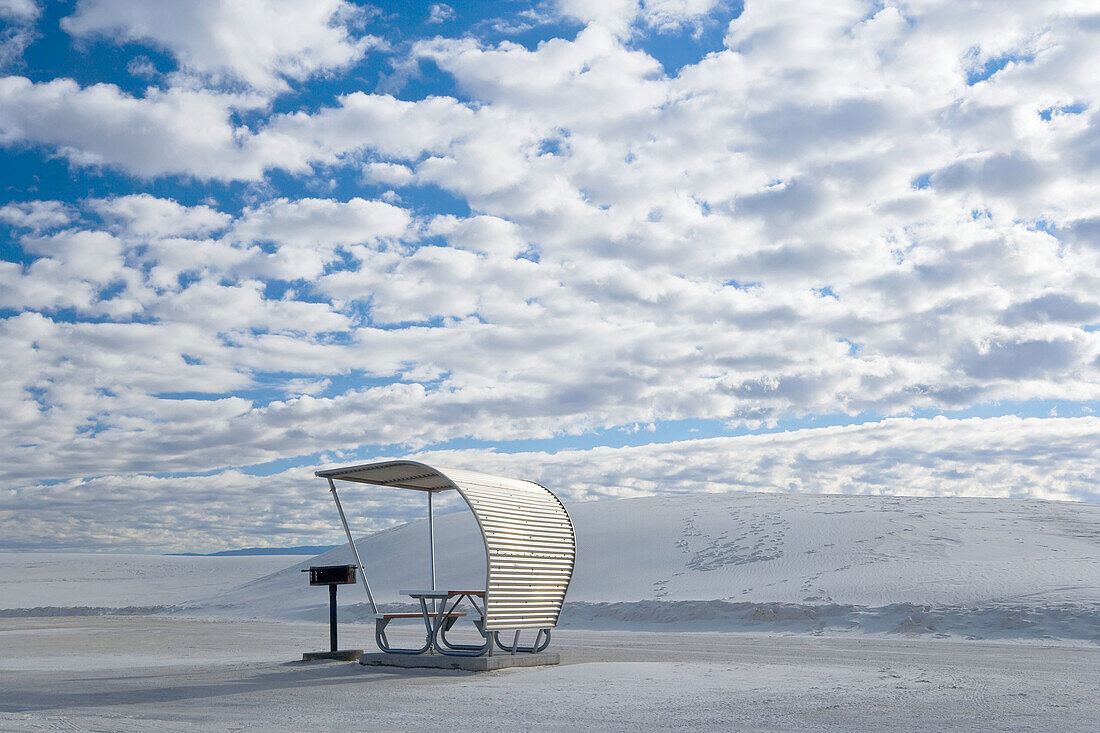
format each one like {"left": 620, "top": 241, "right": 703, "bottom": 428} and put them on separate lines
{"left": 1, "top": 0, "right": 1099, "bottom": 551}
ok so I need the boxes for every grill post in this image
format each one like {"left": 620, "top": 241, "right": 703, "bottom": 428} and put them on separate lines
{"left": 329, "top": 583, "right": 338, "bottom": 652}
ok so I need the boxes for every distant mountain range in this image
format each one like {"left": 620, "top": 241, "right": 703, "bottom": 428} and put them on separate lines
{"left": 168, "top": 545, "right": 336, "bottom": 557}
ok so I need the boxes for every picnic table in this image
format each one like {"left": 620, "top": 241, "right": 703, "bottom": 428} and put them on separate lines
{"left": 375, "top": 589, "right": 489, "bottom": 656}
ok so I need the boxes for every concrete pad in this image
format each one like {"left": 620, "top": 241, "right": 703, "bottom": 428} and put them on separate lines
{"left": 360, "top": 651, "right": 560, "bottom": 671}
{"left": 302, "top": 649, "right": 363, "bottom": 662}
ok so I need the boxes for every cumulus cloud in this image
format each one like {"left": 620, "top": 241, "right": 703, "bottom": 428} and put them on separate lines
{"left": 0, "top": 77, "right": 267, "bottom": 179}
{"left": 0, "top": 200, "right": 72, "bottom": 231}
{"left": 0, "top": 0, "right": 38, "bottom": 69}
{"left": 3, "top": 415, "right": 1097, "bottom": 552}
{"left": 0, "top": 80, "right": 500, "bottom": 180}
{"left": 92, "top": 194, "right": 230, "bottom": 237}
{"left": 61, "top": 0, "right": 376, "bottom": 94}
{"left": 0, "top": 0, "right": 37, "bottom": 19}
{"left": 426, "top": 4, "right": 455, "bottom": 25}
{"left": 424, "top": 415, "right": 1100, "bottom": 504}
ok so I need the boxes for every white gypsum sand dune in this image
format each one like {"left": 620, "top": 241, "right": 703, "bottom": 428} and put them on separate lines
{"left": 178, "top": 492, "right": 1099, "bottom": 643}
{"left": 0, "top": 554, "right": 308, "bottom": 611}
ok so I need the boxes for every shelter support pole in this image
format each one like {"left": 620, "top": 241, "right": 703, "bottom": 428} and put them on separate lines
{"left": 327, "top": 477, "right": 378, "bottom": 614}
{"left": 428, "top": 491, "right": 437, "bottom": 590}
{"left": 428, "top": 490, "right": 437, "bottom": 612}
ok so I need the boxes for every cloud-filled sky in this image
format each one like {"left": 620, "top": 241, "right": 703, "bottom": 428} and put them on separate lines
{"left": 1, "top": 0, "right": 1098, "bottom": 552}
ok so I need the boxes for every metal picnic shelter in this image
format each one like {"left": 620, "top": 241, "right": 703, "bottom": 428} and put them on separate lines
{"left": 316, "top": 460, "right": 576, "bottom": 657}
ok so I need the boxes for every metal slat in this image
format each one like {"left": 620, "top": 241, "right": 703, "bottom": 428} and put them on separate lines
{"left": 490, "top": 603, "right": 565, "bottom": 610}
{"left": 462, "top": 491, "right": 565, "bottom": 509}
{"left": 489, "top": 564, "right": 573, "bottom": 572}
{"left": 488, "top": 594, "right": 565, "bottom": 603}
{"left": 485, "top": 540, "right": 575, "bottom": 552}
{"left": 477, "top": 513, "right": 570, "bottom": 527}
{"left": 484, "top": 621, "right": 553, "bottom": 630}
{"left": 489, "top": 551, "right": 570, "bottom": 557}
{"left": 490, "top": 549, "right": 572, "bottom": 557}
{"left": 487, "top": 535, "right": 571, "bottom": 544}
{"left": 470, "top": 506, "right": 570, "bottom": 523}
{"left": 465, "top": 496, "right": 567, "bottom": 514}
{"left": 487, "top": 554, "right": 571, "bottom": 563}
{"left": 482, "top": 522, "right": 570, "bottom": 536}
{"left": 485, "top": 539, "right": 576, "bottom": 552}
{"left": 484, "top": 538, "right": 575, "bottom": 550}
{"left": 483, "top": 531, "right": 571, "bottom": 542}
{"left": 480, "top": 518, "right": 573, "bottom": 533}
{"left": 468, "top": 503, "right": 562, "bottom": 516}
{"left": 488, "top": 581, "right": 571, "bottom": 589}
{"left": 481, "top": 525, "right": 573, "bottom": 538}
{"left": 480, "top": 522, "right": 573, "bottom": 537}
{"left": 462, "top": 491, "right": 561, "bottom": 507}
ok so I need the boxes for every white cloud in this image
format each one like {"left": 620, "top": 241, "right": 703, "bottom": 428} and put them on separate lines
{"left": 554, "top": 0, "right": 723, "bottom": 37}
{"left": 150, "top": 278, "right": 353, "bottom": 334}
{"left": 0, "top": 200, "right": 72, "bottom": 231}
{"left": 62, "top": 0, "right": 375, "bottom": 94}
{"left": 0, "top": 78, "right": 500, "bottom": 181}
{"left": 415, "top": 415, "right": 1100, "bottom": 505}
{"left": 426, "top": 214, "right": 527, "bottom": 257}
{"left": 92, "top": 194, "right": 230, "bottom": 237}
{"left": 0, "top": 77, "right": 267, "bottom": 179}
{"left": 362, "top": 161, "right": 415, "bottom": 187}
{"left": 3, "top": 414, "right": 1097, "bottom": 551}
{"left": 0, "top": 0, "right": 38, "bottom": 21}
{"left": 641, "top": 0, "right": 722, "bottom": 32}
{"left": 427, "top": 3, "right": 455, "bottom": 25}
{"left": 0, "top": 0, "right": 38, "bottom": 69}
{"left": 229, "top": 196, "right": 412, "bottom": 281}
{"left": 416, "top": 26, "right": 666, "bottom": 126}
{"left": 555, "top": 0, "right": 640, "bottom": 37}
{"left": 233, "top": 196, "right": 410, "bottom": 249}
{"left": 0, "top": 230, "right": 132, "bottom": 314}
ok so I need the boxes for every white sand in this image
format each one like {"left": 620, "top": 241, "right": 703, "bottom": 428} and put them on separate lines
{"left": 1, "top": 492, "right": 1097, "bottom": 730}
{"left": 0, "top": 553, "right": 307, "bottom": 610}
{"left": 0, "top": 617, "right": 1095, "bottom": 732}
{"left": 181, "top": 492, "right": 1099, "bottom": 643}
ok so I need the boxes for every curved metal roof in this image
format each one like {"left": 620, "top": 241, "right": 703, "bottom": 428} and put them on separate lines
{"left": 316, "top": 460, "right": 576, "bottom": 630}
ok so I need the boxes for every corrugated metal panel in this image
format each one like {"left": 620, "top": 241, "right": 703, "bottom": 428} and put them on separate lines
{"left": 315, "top": 461, "right": 454, "bottom": 491}
{"left": 448, "top": 471, "right": 575, "bottom": 631}
{"left": 314, "top": 460, "right": 576, "bottom": 632}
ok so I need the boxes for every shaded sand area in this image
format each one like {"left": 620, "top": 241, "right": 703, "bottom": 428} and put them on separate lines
{"left": 0, "top": 616, "right": 1096, "bottom": 732}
